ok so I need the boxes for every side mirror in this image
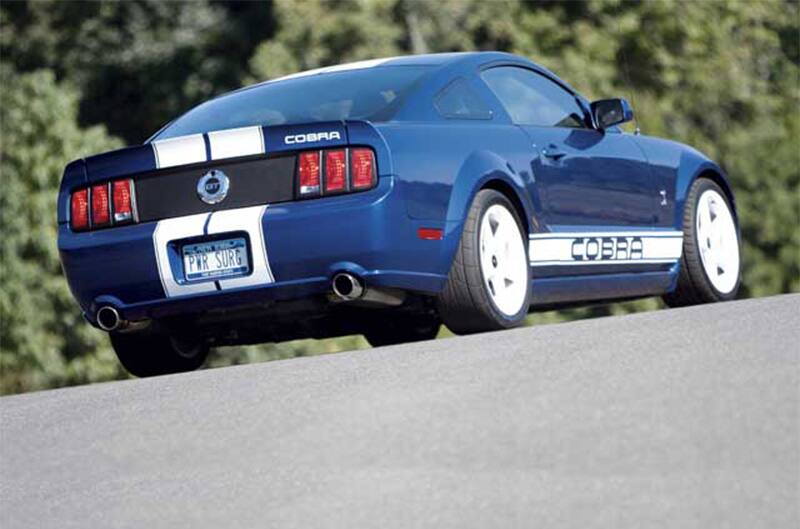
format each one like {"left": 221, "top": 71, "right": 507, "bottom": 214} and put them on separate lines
{"left": 591, "top": 98, "right": 633, "bottom": 129}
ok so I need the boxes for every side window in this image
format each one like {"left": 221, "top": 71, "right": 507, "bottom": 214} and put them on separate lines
{"left": 481, "top": 67, "right": 587, "bottom": 128}
{"left": 435, "top": 78, "right": 493, "bottom": 120}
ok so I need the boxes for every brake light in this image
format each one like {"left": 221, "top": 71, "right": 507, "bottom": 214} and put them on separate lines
{"left": 324, "top": 150, "right": 347, "bottom": 193}
{"left": 298, "top": 151, "right": 321, "bottom": 196}
{"left": 112, "top": 179, "right": 134, "bottom": 223}
{"left": 350, "top": 148, "right": 375, "bottom": 189}
{"left": 70, "top": 189, "right": 90, "bottom": 230}
{"left": 70, "top": 178, "right": 137, "bottom": 231}
{"left": 91, "top": 184, "right": 110, "bottom": 226}
{"left": 296, "top": 147, "right": 376, "bottom": 199}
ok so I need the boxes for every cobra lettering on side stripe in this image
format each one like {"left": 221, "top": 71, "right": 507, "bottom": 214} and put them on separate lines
{"left": 152, "top": 205, "right": 274, "bottom": 298}
{"left": 528, "top": 231, "right": 683, "bottom": 266}
{"left": 151, "top": 126, "right": 267, "bottom": 169}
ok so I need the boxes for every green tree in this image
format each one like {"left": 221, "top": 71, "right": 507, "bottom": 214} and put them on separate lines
{"left": 248, "top": 0, "right": 403, "bottom": 81}
{"left": 0, "top": 0, "right": 797, "bottom": 394}
{"left": 0, "top": 68, "right": 125, "bottom": 394}
{"left": 1, "top": 0, "right": 273, "bottom": 143}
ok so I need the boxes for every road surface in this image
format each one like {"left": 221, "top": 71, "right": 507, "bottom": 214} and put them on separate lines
{"left": 1, "top": 295, "right": 798, "bottom": 528}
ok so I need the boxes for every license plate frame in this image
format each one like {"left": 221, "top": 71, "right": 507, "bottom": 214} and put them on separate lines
{"left": 181, "top": 236, "right": 250, "bottom": 282}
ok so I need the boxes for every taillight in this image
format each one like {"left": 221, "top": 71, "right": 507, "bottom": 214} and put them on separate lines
{"left": 298, "top": 151, "right": 321, "bottom": 196}
{"left": 70, "top": 178, "right": 137, "bottom": 231}
{"left": 112, "top": 179, "right": 134, "bottom": 223}
{"left": 70, "top": 189, "right": 90, "bottom": 231}
{"left": 350, "top": 148, "right": 375, "bottom": 190}
{"left": 91, "top": 184, "right": 110, "bottom": 226}
{"left": 296, "top": 147, "right": 376, "bottom": 199}
{"left": 324, "top": 150, "right": 347, "bottom": 193}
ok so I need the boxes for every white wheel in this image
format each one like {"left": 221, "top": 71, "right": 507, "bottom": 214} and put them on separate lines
{"left": 478, "top": 204, "right": 529, "bottom": 317}
{"left": 695, "top": 189, "right": 740, "bottom": 294}
{"left": 437, "top": 189, "right": 531, "bottom": 334}
{"left": 664, "top": 177, "right": 741, "bottom": 307}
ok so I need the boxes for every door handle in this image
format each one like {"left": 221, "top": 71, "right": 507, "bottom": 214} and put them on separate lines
{"left": 541, "top": 146, "right": 566, "bottom": 160}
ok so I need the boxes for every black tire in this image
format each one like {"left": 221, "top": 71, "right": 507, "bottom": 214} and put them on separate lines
{"left": 363, "top": 315, "right": 440, "bottom": 347}
{"left": 437, "top": 189, "right": 531, "bottom": 334}
{"left": 663, "top": 178, "right": 741, "bottom": 307}
{"left": 110, "top": 330, "right": 209, "bottom": 377}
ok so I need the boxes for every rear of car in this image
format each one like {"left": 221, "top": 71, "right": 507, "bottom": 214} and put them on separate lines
{"left": 57, "top": 63, "right": 456, "bottom": 374}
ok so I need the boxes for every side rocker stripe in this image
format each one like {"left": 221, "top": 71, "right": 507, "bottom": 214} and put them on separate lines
{"left": 528, "top": 230, "right": 683, "bottom": 267}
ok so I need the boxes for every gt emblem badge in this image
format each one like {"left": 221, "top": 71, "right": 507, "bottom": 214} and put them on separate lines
{"left": 197, "top": 169, "right": 230, "bottom": 204}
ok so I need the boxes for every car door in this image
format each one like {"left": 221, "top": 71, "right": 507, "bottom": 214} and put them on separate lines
{"left": 481, "top": 66, "right": 657, "bottom": 230}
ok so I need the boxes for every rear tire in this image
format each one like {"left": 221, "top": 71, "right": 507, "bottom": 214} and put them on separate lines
{"left": 110, "top": 331, "right": 209, "bottom": 377}
{"left": 437, "top": 189, "right": 530, "bottom": 334}
{"left": 663, "top": 178, "right": 741, "bottom": 307}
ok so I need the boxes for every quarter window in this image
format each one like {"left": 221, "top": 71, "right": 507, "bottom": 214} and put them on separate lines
{"left": 435, "top": 79, "right": 493, "bottom": 120}
{"left": 481, "top": 67, "right": 587, "bottom": 128}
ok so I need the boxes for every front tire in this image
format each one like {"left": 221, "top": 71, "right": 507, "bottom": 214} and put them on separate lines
{"left": 663, "top": 178, "right": 741, "bottom": 307}
{"left": 110, "top": 330, "right": 209, "bottom": 377}
{"left": 437, "top": 189, "right": 531, "bottom": 334}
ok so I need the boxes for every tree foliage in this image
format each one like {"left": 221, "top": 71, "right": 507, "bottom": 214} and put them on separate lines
{"left": 1, "top": 0, "right": 797, "bottom": 394}
{"left": 0, "top": 68, "right": 125, "bottom": 392}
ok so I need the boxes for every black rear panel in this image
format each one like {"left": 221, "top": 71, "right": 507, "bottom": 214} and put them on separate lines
{"left": 135, "top": 155, "right": 295, "bottom": 222}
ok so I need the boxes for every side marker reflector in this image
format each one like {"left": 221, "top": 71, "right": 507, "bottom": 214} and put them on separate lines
{"left": 417, "top": 228, "right": 443, "bottom": 240}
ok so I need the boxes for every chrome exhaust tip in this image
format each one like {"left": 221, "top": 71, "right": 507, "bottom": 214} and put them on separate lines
{"left": 96, "top": 306, "right": 124, "bottom": 332}
{"left": 331, "top": 273, "right": 364, "bottom": 301}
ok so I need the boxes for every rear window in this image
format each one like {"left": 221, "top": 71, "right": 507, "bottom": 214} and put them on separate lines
{"left": 154, "top": 66, "right": 432, "bottom": 140}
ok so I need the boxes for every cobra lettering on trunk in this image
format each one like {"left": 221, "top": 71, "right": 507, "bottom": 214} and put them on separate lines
{"left": 284, "top": 131, "right": 342, "bottom": 145}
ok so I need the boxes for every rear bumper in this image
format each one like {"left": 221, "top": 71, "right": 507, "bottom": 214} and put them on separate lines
{"left": 58, "top": 177, "right": 453, "bottom": 326}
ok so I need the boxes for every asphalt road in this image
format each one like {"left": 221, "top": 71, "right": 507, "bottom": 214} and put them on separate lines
{"left": 1, "top": 295, "right": 798, "bottom": 529}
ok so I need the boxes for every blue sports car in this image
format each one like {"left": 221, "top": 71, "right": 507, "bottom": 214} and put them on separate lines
{"left": 57, "top": 52, "right": 741, "bottom": 376}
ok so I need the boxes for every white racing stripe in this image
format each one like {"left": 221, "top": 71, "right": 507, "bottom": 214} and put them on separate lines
{"left": 271, "top": 57, "right": 396, "bottom": 82}
{"left": 152, "top": 134, "right": 207, "bottom": 169}
{"left": 153, "top": 213, "right": 217, "bottom": 297}
{"left": 152, "top": 205, "right": 274, "bottom": 298}
{"left": 206, "top": 205, "right": 274, "bottom": 290}
{"left": 529, "top": 230, "right": 683, "bottom": 266}
{"left": 207, "top": 126, "right": 265, "bottom": 160}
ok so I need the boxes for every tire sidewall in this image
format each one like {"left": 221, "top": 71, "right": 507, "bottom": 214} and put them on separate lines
{"left": 686, "top": 179, "right": 741, "bottom": 301}
{"left": 471, "top": 191, "right": 531, "bottom": 326}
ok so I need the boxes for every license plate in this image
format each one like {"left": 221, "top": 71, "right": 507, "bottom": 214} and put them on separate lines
{"left": 182, "top": 237, "right": 250, "bottom": 282}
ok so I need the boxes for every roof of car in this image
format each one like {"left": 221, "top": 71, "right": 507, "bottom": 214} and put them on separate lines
{"left": 267, "top": 52, "right": 531, "bottom": 83}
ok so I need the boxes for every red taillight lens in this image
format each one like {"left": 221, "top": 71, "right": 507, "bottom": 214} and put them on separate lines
{"left": 298, "top": 151, "right": 321, "bottom": 196}
{"left": 351, "top": 148, "right": 375, "bottom": 189}
{"left": 112, "top": 179, "right": 134, "bottom": 223}
{"left": 417, "top": 228, "right": 444, "bottom": 240}
{"left": 91, "top": 184, "right": 111, "bottom": 226}
{"left": 70, "top": 189, "right": 90, "bottom": 231}
{"left": 324, "top": 150, "right": 347, "bottom": 193}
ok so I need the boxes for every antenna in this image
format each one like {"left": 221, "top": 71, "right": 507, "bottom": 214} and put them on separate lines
{"left": 615, "top": 4, "right": 640, "bottom": 135}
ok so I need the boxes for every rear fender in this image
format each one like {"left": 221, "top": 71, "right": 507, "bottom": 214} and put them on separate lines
{"left": 441, "top": 150, "right": 535, "bottom": 270}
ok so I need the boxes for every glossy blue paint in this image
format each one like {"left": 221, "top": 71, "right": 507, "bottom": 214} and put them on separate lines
{"left": 57, "top": 51, "right": 735, "bottom": 331}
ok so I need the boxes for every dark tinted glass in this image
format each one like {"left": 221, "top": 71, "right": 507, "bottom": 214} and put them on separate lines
{"left": 435, "top": 79, "right": 493, "bottom": 120}
{"left": 481, "top": 67, "right": 587, "bottom": 128}
{"left": 155, "top": 66, "right": 432, "bottom": 140}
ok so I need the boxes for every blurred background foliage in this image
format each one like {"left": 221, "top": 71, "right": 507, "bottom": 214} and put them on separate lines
{"left": 0, "top": 0, "right": 797, "bottom": 394}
